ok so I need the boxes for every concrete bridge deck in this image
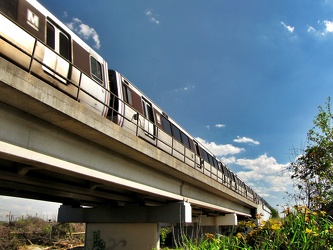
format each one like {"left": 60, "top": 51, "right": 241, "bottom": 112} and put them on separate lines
{"left": 0, "top": 56, "right": 257, "bottom": 215}
{"left": 0, "top": 56, "right": 260, "bottom": 248}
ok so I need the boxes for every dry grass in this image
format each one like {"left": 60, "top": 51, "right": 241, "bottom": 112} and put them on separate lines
{"left": 0, "top": 216, "right": 85, "bottom": 250}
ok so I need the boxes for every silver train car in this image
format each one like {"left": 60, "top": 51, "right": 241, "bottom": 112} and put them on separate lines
{"left": 0, "top": 0, "right": 262, "bottom": 206}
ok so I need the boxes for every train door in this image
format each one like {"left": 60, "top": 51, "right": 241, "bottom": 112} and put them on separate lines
{"left": 43, "top": 19, "right": 70, "bottom": 83}
{"left": 107, "top": 70, "right": 121, "bottom": 124}
{"left": 140, "top": 98, "right": 156, "bottom": 140}
{"left": 181, "top": 131, "right": 195, "bottom": 168}
{"left": 193, "top": 141, "right": 204, "bottom": 171}
{"left": 155, "top": 112, "right": 173, "bottom": 154}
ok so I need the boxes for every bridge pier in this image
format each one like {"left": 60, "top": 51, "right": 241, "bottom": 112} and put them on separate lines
{"left": 58, "top": 201, "right": 192, "bottom": 249}
{"left": 58, "top": 203, "right": 240, "bottom": 249}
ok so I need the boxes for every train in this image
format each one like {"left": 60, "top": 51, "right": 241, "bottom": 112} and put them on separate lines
{"left": 0, "top": 0, "right": 267, "bottom": 209}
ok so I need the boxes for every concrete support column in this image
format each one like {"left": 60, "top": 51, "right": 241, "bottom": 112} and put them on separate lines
{"left": 179, "top": 213, "right": 238, "bottom": 236}
{"left": 169, "top": 213, "right": 238, "bottom": 247}
{"left": 193, "top": 213, "right": 238, "bottom": 226}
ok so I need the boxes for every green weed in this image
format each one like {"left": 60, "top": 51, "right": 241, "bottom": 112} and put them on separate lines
{"left": 170, "top": 206, "right": 333, "bottom": 250}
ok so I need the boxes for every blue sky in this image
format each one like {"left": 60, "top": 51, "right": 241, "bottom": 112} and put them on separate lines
{"left": 2, "top": 0, "right": 333, "bottom": 218}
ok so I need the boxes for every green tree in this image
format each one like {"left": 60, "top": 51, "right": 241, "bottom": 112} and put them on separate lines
{"left": 289, "top": 97, "right": 333, "bottom": 211}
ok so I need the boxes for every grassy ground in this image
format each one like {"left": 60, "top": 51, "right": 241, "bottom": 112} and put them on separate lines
{"left": 3, "top": 206, "right": 333, "bottom": 249}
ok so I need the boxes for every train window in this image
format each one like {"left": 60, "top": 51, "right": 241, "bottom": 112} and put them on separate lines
{"left": 0, "top": 0, "right": 18, "bottom": 20}
{"left": 194, "top": 141, "right": 201, "bottom": 157}
{"left": 208, "top": 153, "right": 214, "bottom": 165}
{"left": 181, "top": 132, "right": 191, "bottom": 149}
{"left": 147, "top": 103, "right": 154, "bottom": 122}
{"left": 161, "top": 116, "right": 172, "bottom": 136}
{"left": 59, "top": 33, "right": 70, "bottom": 59}
{"left": 171, "top": 124, "right": 182, "bottom": 142}
{"left": 221, "top": 163, "right": 226, "bottom": 174}
{"left": 203, "top": 150, "right": 209, "bottom": 163}
{"left": 212, "top": 158, "right": 218, "bottom": 169}
{"left": 227, "top": 169, "right": 233, "bottom": 179}
{"left": 142, "top": 98, "right": 154, "bottom": 122}
{"left": 235, "top": 177, "right": 240, "bottom": 185}
{"left": 46, "top": 22, "right": 55, "bottom": 50}
{"left": 217, "top": 162, "right": 222, "bottom": 171}
{"left": 223, "top": 165, "right": 231, "bottom": 178}
{"left": 91, "top": 56, "right": 103, "bottom": 84}
{"left": 122, "top": 84, "right": 133, "bottom": 105}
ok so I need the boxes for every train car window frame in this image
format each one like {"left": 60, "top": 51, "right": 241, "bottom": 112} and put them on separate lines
{"left": 122, "top": 83, "right": 133, "bottom": 106}
{"left": 227, "top": 168, "right": 233, "bottom": 180}
{"left": 208, "top": 153, "right": 214, "bottom": 165}
{"left": 161, "top": 115, "right": 172, "bottom": 136}
{"left": 90, "top": 56, "right": 103, "bottom": 84}
{"left": 59, "top": 32, "right": 70, "bottom": 59}
{"left": 221, "top": 163, "right": 226, "bottom": 174}
{"left": 212, "top": 158, "right": 218, "bottom": 169}
{"left": 181, "top": 131, "right": 191, "bottom": 150}
{"left": 46, "top": 22, "right": 55, "bottom": 50}
{"left": 142, "top": 98, "right": 154, "bottom": 123}
{"left": 194, "top": 141, "right": 201, "bottom": 157}
{"left": 203, "top": 150, "right": 209, "bottom": 163}
{"left": 231, "top": 173, "right": 236, "bottom": 182}
{"left": 171, "top": 123, "right": 182, "bottom": 142}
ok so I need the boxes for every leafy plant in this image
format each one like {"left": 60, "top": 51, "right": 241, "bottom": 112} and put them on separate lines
{"left": 170, "top": 208, "right": 333, "bottom": 250}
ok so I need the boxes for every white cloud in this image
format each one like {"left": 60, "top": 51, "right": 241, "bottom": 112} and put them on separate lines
{"left": 215, "top": 124, "right": 226, "bottom": 128}
{"left": 236, "top": 154, "right": 284, "bottom": 173}
{"left": 174, "top": 84, "right": 195, "bottom": 93}
{"left": 145, "top": 9, "right": 160, "bottom": 25}
{"left": 197, "top": 137, "right": 293, "bottom": 207}
{"left": 233, "top": 136, "right": 260, "bottom": 145}
{"left": 66, "top": 18, "right": 101, "bottom": 49}
{"left": 307, "top": 25, "right": 316, "bottom": 33}
{"left": 323, "top": 20, "right": 333, "bottom": 33}
{"left": 281, "top": 21, "right": 295, "bottom": 33}
{"left": 221, "top": 156, "right": 236, "bottom": 165}
{"left": 307, "top": 20, "right": 333, "bottom": 37}
{"left": 227, "top": 154, "right": 292, "bottom": 198}
{"left": 196, "top": 137, "right": 244, "bottom": 156}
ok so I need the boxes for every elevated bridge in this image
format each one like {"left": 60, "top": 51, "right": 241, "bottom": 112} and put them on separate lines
{"left": 0, "top": 57, "right": 266, "bottom": 249}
